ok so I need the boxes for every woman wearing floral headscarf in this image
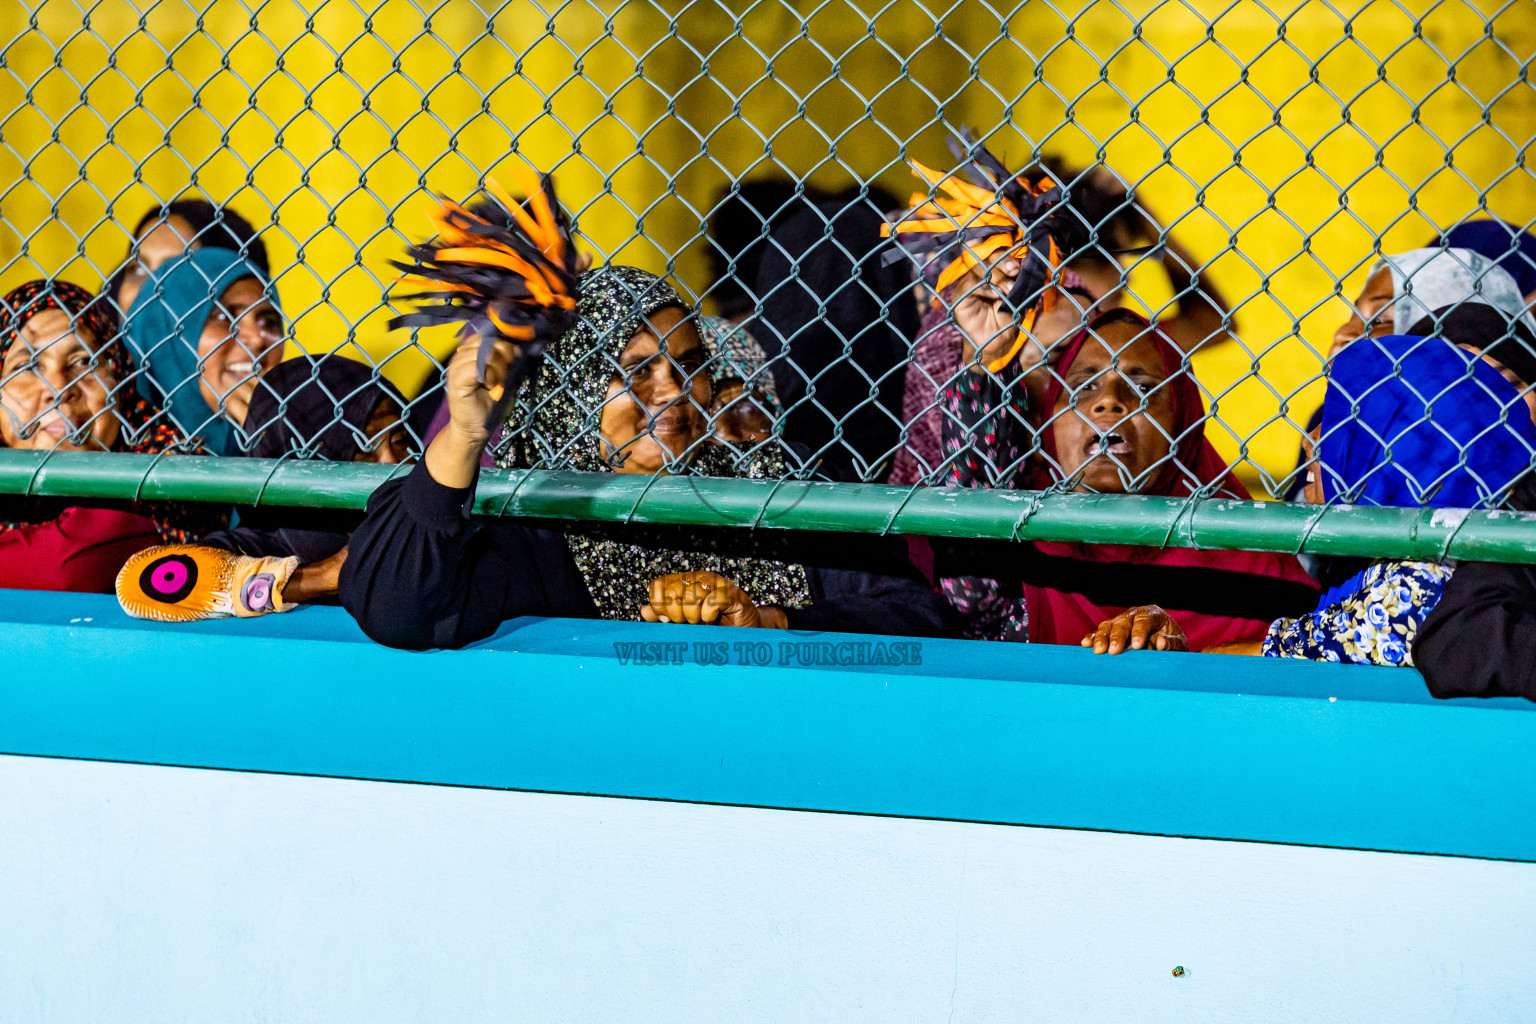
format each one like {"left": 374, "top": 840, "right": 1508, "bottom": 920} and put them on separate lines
{"left": 340, "top": 258, "right": 954, "bottom": 649}
{"left": 0, "top": 279, "right": 210, "bottom": 592}
{"left": 882, "top": 132, "right": 1087, "bottom": 487}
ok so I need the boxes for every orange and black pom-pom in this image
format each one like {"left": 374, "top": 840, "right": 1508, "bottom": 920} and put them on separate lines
{"left": 389, "top": 167, "right": 581, "bottom": 425}
{"left": 882, "top": 129, "right": 1076, "bottom": 372}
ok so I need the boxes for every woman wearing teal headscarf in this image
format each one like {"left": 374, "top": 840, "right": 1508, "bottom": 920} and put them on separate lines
{"left": 123, "top": 246, "right": 285, "bottom": 455}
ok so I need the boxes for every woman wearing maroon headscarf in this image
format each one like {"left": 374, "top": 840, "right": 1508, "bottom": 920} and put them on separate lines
{"left": 937, "top": 307, "right": 1318, "bottom": 647}
{"left": 0, "top": 280, "right": 204, "bottom": 593}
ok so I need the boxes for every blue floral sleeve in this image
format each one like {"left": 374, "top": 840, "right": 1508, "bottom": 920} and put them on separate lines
{"left": 1261, "top": 560, "right": 1454, "bottom": 666}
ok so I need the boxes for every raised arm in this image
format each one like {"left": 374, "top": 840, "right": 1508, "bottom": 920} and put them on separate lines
{"left": 338, "top": 335, "right": 595, "bottom": 649}
{"left": 1153, "top": 235, "right": 1232, "bottom": 355}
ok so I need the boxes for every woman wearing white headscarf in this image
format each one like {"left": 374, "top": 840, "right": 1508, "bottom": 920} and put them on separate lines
{"left": 1331, "top": 246, "right": 1536, "bottom": 355}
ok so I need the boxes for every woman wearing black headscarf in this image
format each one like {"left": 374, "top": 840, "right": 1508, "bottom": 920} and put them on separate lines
{"left": 750, "top": 196, "right": 921, "bottom": 482}
{"left": 115, "top": 355, "right": 416, "bottom": 619}
{"left": 339, "top": 255, "right": 954, "bottom": 649}
{"left": 199, "top": 354, "right": 413, "bottom": 570}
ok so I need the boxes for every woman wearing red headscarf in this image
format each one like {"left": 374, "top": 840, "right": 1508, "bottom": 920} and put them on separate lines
{"left": 937, "top": 306, "right": 1318, "bottom": 648}
{"left": 0, "top": 280, "right": 207, "bottom": 593}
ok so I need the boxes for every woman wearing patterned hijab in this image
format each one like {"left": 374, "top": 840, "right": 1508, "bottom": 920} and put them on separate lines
{"left": 698, "top": 314, "right": 779, "bottom": 446}
{"left": 339, "top": 261, "right": 954, "bottom": 650}
{"left": 0, "top": 279, "right": 209, "bottom": 592}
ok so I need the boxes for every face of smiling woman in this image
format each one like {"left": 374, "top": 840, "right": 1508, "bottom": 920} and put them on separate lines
{"left": 197, "top": 276, "right": 285, "bottom": 428}
{"left": 1049, "top": 318, "right": 1178, "bottom": 494}
{"left": 598, "top": 305, "right": 711, "bottom": 474}
{"left": 0, "top": 308, "right": 121, "bottom": 452}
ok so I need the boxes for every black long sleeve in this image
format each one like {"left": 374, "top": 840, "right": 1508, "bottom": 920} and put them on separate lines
{"left": 339, "top": 461, "right": 957, "bottom": 649}
{"left": 1413, "top": 561, "right": 1536, "bottom": 703}
{"left": 338, "top": 461, "right": 596, "bottom": 650}
{"left": 784, "top": 533, "right": 959, "bottom": 638}
{"left": 201, "top": 506, "right": 359, "bottom": 564}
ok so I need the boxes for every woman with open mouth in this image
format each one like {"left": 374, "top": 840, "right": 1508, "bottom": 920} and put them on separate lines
{"left": 937, "top": 307, "right": 1317, "bottom": 647}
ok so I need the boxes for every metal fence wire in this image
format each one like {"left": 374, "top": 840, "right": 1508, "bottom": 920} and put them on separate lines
{"left": 1, "top": 0, "right": 1535, "bottom": 562}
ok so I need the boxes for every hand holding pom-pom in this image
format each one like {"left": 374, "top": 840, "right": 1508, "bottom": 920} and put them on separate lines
{"left": 390, "top": 167, "right": 582, "bottom": 432}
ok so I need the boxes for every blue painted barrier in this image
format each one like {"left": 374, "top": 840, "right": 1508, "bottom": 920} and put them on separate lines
{"left": 1, "top": 589, "right": 1530, "bottom": 862}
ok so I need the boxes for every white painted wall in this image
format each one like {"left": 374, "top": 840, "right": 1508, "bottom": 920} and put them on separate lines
{"left": 0, "top": 754, "right": 1529, "bottom": 1023}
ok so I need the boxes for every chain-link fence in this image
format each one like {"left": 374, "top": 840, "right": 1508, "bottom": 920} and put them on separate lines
{"left": 1, "top": 0, "right": 1535, "bottom": 562}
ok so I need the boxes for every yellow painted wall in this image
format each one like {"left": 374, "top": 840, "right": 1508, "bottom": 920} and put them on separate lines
{"left": 1, "top": 0, "right": 1531, "bottom": 492}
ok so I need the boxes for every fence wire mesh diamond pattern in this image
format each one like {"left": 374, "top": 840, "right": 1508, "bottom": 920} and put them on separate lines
{"left": 0, "top": 0, "right": 1534, "bottom": 551}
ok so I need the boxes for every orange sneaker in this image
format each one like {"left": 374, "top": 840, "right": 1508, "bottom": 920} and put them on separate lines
{"left": 116, "top": 544, "right": 300, "bottom": 622}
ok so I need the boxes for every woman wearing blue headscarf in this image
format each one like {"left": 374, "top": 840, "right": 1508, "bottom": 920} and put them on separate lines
{"left": 123, "top": 247, "right": 285, "bottom": 455}
{"left": 1101, "top": 333, "right": 1536, "bottom": 661}
{"left": 1258, "top": 334, "right": 1536, "bottom": 665}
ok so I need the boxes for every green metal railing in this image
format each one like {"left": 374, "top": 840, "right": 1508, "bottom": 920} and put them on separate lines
{"left": 7, "top": 450, "right": 1536, "bottom": 564}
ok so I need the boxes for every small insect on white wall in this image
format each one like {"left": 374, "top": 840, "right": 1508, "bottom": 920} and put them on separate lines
{"left": 0, "top": 753, "right": 1530, "bottom": 1023}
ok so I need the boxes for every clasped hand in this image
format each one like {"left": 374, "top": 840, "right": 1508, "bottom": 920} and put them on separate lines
{"left": 640, "top": 571, "right": 786, "bottom": 629}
